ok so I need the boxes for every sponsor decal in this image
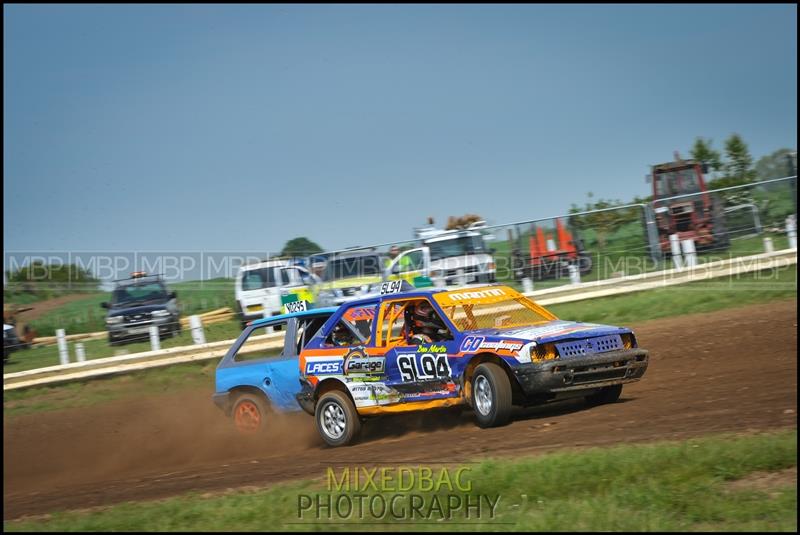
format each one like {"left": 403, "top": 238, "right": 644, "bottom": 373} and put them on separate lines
{"left": 460, "top": 336, "right": 522, "bottom": 353}
{"left": 284, "top": 300, "right": 308, "bottom": 313}
{"left": 417, "top": 344, "right": 447, "bottom": 354}
{"left": 343, "top": 307, "right": 376, "bottom": 322}
{"left": 398, "top": 354, "right": 452, "bottom": 382}
{"left": 305, "top": 360, "right": 343, "bottom": 375}
{"left": 448, "top": 288, "right": 506, "bottom": 301}
{"left": 507, "top": 321, "right": 601, "bottom": 340}
{"left": 343, "top": 347, "right": 385, "bottom": 375}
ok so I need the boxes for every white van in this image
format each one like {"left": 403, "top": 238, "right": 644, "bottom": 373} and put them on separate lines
{"left": 234, "top": 260, "right": 320, "bottom": 327}
{"left": 414, "top": 221, "right": 497, "bottom": 287}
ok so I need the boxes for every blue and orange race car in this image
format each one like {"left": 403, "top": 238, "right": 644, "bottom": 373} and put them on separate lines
{"left": 214, "top": 282, "right": 649, "bottom": 446}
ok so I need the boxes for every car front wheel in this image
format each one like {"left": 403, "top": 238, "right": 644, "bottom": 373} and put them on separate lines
{"left": 471, "top": 363, "right": 513, "bottom": 428}
{"left": 315, "top": 390, "right": 361, "bottom": 447}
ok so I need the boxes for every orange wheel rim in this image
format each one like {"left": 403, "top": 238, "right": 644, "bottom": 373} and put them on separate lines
{"left": 234, "top": 401, "right": 261, "bottom": 433}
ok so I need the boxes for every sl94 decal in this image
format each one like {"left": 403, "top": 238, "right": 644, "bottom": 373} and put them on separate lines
{"left": 398, "top": 354, "right": 452, "bottom": 382}
{"left": 380, "top": 280, "right": 404, "bottom": 295}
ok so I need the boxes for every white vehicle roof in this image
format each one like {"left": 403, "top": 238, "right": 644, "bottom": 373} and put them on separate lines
{"left": 238, "top": 259, "right": 290, "bottom": 272}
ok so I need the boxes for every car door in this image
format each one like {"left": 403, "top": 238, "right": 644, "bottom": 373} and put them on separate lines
{"left": 278, "top": 266, "right": 320, "bottom": 312}
{"left": 216, "top": 318, "right": 301, "bottom": 412}
{"left": 374, "top": 297, "right": 461, "bottom": 405}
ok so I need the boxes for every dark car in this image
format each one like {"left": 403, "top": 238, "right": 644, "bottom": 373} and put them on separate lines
{"left": 101, "top": 272, "right": 181, "bottom": 346}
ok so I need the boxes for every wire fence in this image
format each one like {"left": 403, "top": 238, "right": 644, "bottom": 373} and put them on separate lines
{"left": 4, "top": 177, "right": 796, "bottom": 372}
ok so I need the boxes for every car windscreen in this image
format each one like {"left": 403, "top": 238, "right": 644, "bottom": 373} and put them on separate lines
{"left": 323, "top": 256, "right": 383, "bottom": 281}
{"left": 112, "top": 282, "right": 168, "bottom": 306}
{"left": 241, "top": 267, "right": 279, "bottom": 290}
{"left": 428, "top": 236, "right": 486, "bottom": 261}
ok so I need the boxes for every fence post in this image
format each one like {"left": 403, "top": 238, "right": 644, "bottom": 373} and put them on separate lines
{"left": 75, "top": 343, "right": 86, "bottom": 363}
{"left": 763, "top": 236, "right": 774, "bottom": 253}
{"left": 521, "top": 277, "right": 534, "bottom": 293}
{"left": 681, "top": 239, "right": 697, "bottom": 268}
{"left": 643, "top": 204, "right": 663, "bottom": 263}
{"left": 149, "top": 324, "right": 161, "bottom": 351}
{"left": 189, "top": 315, "right": 206, "bottom": 345}
{"left": 568, "top": 264, "right": 581, "bottom": 285}
{"left": 787, "top": 215, "right": 797, "bottom": 249}
{"left": 56, "top": 329, "right": 69, "bottom": 365}
{"left": 669, "top": 234, "right": 683, "bottom": 269}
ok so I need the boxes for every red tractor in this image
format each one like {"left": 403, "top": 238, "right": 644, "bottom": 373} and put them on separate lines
{"left": 650, "top": 156, "right": 729, "bottom": 253}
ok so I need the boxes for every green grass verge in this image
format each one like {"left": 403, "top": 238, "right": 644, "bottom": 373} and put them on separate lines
{"left": 548, "top": 264, "right": 797, "bottom": 326}
{"left": 23, "top": 279, "right": 236, "bottom": 338}
{"left": 4, "top": 430, "right": 796, "bottom": 531}
{"left": 3, "top": 318, "right": 242, "bottom": 374}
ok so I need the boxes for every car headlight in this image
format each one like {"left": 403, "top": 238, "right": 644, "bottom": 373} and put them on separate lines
{"left": 532, "top": 343, "right": 558, "bottom": 361}
{"left": 621, "top": 333, "right": 636, "bottom": 349}
{"left": 152, "top": 310, "right": 170, "bottom": 317}
{"left": 515, "top": 342, "right": 536, "bottom": 364}
{"left": 106, "top": 316, "right": 124, "bottom": 325}
{"left": 361, "top": 284, "right": 370, "bottom": 293}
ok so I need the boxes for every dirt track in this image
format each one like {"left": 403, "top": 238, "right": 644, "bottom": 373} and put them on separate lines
{"left": 4, "top": 300, "right": 797, "bottom": 519}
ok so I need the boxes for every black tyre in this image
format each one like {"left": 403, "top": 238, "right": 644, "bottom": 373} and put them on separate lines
{"left": 471, "top": 363, "right": 513, "bottom": 428}
{"left": 585, "top": 384, "right": 623, "bottom": 406}
{"left": 315, "top": 390, "right": 361, "bottom": 447}
{"left": 232, "top": 393, "right": 270, "bottom": 434}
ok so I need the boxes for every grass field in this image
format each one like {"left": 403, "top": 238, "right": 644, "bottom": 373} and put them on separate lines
{"left": 20, "top": 279, "right": 236, "bottom": 338}
{"left": 5, "top": 430, "right": 796, "bottom": 531}
{"left": 4, "top": 267, "right": 796, "bottom": 418}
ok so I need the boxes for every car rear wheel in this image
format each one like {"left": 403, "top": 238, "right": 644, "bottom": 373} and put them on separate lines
{"left": 471, "top": 363, "right": 513, "bottom": 428}
{"left": 315, "top": 390, "right": 361, "bottom": 447}
{"left": 232, "top": 393, "right": 269, "bottom": 434}
{"left": 585, "top": 384, "right": 623, "bottom": 406}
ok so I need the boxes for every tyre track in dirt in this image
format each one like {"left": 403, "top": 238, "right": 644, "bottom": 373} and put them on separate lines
{"left": 4, "top": 299, "right": 797, "bottom": 519}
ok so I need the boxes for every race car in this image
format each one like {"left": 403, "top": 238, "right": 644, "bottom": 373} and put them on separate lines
{"left": 212, "top": 307, "right": 338, "bottom": 433}
{"left": 297, "top": 281, "right": 649, "bottom": 446}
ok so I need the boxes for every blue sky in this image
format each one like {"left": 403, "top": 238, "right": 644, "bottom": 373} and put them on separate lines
{"left": 4, "top": 4, "right": 797, "bottom": 254}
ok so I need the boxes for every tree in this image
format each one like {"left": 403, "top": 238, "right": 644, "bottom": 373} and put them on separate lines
{"left": 280, "top": 237, "right": 323, "bottom": 258}
{"left": 689, "top": 137, "right": 722, "bottom": 172}
{"left": 445, "top": 214, "right": 484, "bottom": 230}
{"left": 755, "top": 148, "right": 797, "bottom": 180}
{"left": 723, "top": 133, "right": 756, "bottom": 183}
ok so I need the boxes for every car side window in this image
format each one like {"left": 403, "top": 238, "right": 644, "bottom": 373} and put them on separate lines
{"left": 323, "top": 304, "right": 378, "bottom": 347}
{"left": 234, "top": 321, "right": 288, "bottom": 362}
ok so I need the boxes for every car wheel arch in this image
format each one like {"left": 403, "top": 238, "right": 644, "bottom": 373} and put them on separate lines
{"left": 462, "top": 352, "right": 524, "bottom": 406}
{"left": 229, "top": 386, "right": 270, "bottom": 415}
{"left": 314, "top": 378, "right": 356, "bottom": 405}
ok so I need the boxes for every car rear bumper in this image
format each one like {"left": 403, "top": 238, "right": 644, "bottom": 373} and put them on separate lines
{"left": 512, "top": 348, "right": 649, "bottom": 396}
{"left": 212, "top": 391, "right": 232, "bottom": 415}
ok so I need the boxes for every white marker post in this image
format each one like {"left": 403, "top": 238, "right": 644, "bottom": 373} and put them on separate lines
{"left": 189, "top": 315, "right": 206, "bottom": 345}
{"left": 681, "top": 239, "right": 697, "bottom": 268}
{"left": 763, "top": 236, "right": 774, "bottom": 253}
{"left": 149, "top": 324, "right": 161, "bottom": 351}
{"left": 262, "top": 301, "right": 274, "bottom": 334}
{"left": 669, "top": 234, "right": 683, "bottom": 269}
{"left": 786, "top": 215, "right": 797, "bottom": 249}
{"left": 521, "top": 277, "right": 534, "bottom": 293}
{"left": 75, "top": 342, "right": 86, "bottom": 363}
{"left": 56, "top": 328, "right": 69, "bottom": 365}
{"left": 568, "top": 264, "right": 581, "bottom": 285}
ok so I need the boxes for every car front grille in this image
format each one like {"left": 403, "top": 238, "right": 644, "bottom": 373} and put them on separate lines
{"left": 124, "top": 312, "right": 152, "bottom": 323}
{"left": 555, "top": 335, "right": 623, "bottom": 358}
